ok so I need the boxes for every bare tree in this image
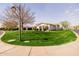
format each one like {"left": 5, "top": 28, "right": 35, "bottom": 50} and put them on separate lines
{"left": 60, "top": 21, "right": 70, "bottom": 30}
{"left": 3, "top": 19, "right": 18, "bottom": 30}
{"left": 4, "top": 4, "right": 35, "bottom": 30}
{"left": 3, "top": 4, "right": 35, "bottom": 41}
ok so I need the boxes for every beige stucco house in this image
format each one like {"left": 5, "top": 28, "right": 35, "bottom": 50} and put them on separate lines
{"left": 33, "top": 23, "right": 63, "bottom": 31}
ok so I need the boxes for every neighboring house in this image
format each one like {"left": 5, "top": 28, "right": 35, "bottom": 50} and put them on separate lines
{"left": 23, "top": 24, "right": 33, "bottom": 30}
{"left": 33, "top": 23, "right": 63, "bottom": 31}
{"left": 69, "top": 26, "right": 74, "bottom": 30}
{"left": 72, "top": 25, "right": 79, "bottom": 30}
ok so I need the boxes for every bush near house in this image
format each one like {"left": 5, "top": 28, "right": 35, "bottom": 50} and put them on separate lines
{"left": 0, "top": 27, "right": 28, "bottom": 31}
{"left": 27, "top": 27, "right": 32, "bottom": 30}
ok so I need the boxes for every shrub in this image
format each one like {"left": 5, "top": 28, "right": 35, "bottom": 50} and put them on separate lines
{"left": 28, "top": 27, "right": 32, "bottom": 30}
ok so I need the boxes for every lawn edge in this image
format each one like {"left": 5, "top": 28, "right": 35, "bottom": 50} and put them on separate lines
{"left": 72, "top": 30, "right": 79, "bottom": 39}
{"left": 0, "top": 31, "right": 5, "bottom": 39}
{"left": 1, "top": 30, "right": 78, "bottom": 47}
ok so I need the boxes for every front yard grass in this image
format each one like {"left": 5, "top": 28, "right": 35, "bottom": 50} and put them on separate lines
{"left": 1, "top": 30, "right": 77, "bottom": 46}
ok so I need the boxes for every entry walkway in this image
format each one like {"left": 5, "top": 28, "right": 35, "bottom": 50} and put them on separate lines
{"left": 0, "top": 31, "right": 79, "bottom": 56}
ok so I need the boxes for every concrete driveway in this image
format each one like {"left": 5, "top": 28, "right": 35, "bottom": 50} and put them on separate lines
{"left": 0, "top": 31, "right": 79, "bottom": 56}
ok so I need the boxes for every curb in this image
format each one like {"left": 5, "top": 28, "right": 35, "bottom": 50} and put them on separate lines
{"left": 72, "top": 30, "right": 79, "bottom": 39}
{"left": 0, "top": 31, "right": 5, "bottom": 39}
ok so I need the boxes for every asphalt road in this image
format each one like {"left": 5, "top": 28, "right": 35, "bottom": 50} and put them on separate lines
{"left": 74, "top": 30, "right": 79, "bottom": 34}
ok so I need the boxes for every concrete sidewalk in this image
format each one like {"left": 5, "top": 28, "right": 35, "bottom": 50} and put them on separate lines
{"left": 0, "top": 31, "right": 79, "bottom": 56}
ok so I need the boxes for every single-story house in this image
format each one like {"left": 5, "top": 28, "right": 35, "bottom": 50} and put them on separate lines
{"left": 33, "top": 23, "right": 63, "bottom": 31}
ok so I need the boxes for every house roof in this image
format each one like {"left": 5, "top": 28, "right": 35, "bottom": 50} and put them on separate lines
{"left": 35, "top": 23, "right": 60, "bottom": 26}
{"left": 23, "top": 24, "right": 34, "bottom": 28}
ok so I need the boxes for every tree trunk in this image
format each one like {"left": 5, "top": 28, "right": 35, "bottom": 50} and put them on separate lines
{"left": 21, "top": 21, "right": 23, "bottom": 30}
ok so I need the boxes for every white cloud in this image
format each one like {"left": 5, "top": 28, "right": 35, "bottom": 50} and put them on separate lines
{"left": 74, "top": 9, "right": 79, "bottom": 12}
{"left": 62, "top": 8, "right": 79, "bottom": 26}
{"left": 65, "top": 10, "right": 70, "bottom": 14}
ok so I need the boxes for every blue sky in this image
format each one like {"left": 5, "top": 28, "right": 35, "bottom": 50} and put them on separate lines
{"left": 0, "top": 3, "right": 79, "bottom": 26}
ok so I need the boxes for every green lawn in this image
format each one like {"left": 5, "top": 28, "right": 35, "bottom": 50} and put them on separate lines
{"left": 1, "top": 30, "right": 77, "bottom": 46}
